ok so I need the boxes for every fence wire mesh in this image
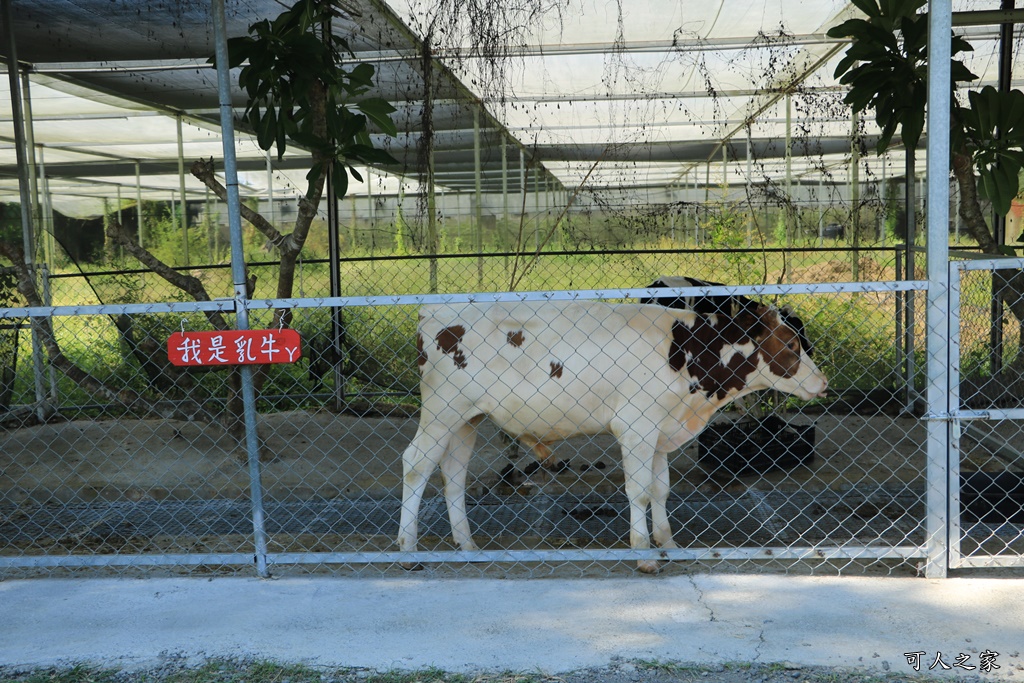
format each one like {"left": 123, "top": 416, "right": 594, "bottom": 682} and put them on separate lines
{"left": 952, "top": 264, "right": 1024, "bottom": 569}
{"left": 0, "top": 248, "right": 1020, "bottom": 578}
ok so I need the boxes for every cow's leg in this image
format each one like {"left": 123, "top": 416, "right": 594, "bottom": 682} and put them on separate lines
{"left": 650, "top": 450, "right": 677, "bottom": 552}
{"left": 397, "top": 420, "right": 459, "bottom": 566}
{"left": 440, "top": 416, "right": 482, "bottom": 552}
{"left": 616, "top": 424, "right": 661, "bottom": 574}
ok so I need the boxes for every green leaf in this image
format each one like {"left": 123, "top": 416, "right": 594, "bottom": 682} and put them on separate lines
{"left": 978, "top": 169, "right": 1003, "bottom": 215}
{"left": 851, "top": 0, "right": 882, "bottom": 18}
{"left": 1006, "top": 91, "right": 1024, "bottom": 129}
{"left": 357, "top": 98, "right": 398, "bottom": 136}
{"left": 862, "top": 21, "right": 900, "bottom": 51}
{"left": 247, "top": 103, "right": 261, "bottom": 130}
{"left": 218, "top": 0, "right": 397, "bottom": 198}
{"left": 349, "top": 63, "right": 376, "bottom": 88}
{"left": 950, "top": 60, "right": 978, "bottom": 85}
{"left": 332, "top": 160, "right": 349, "bottom": 200}
{"left": 899, "top": 14, "right": 927, "bottom": 53}
{"left": 881, "top": 0, "right": 926, "bottom": 20}
{"left": 827, "top": 18, "right": 870, "bottom": 40}
{"left": 973, "top": 87, "right": 998, "bottom": 139}
{"left": 877, "top": 119, "right": 898, "bottom": 154}
{"left": 276, "top": 114, "right": 288, "bottom": 160}
{"left": 951, "top": 34, "right": 975, "bottom": 59}
{"left": 306, "top": 161, "right": 325, "bottom": 186}
{"left": 345, "top": 144, "right": 398, "bottom": 166}
{"left": 256, "top": 106, "right": 277, "bottom": 151}
{"left": 225, "top": 37, "right": 253, "bottom": 68}
{"left": 978, "top": 157, "right": 1021, "bottom": 216}
{"left": 904, "top": 97, "right": 926, "bottom": 148}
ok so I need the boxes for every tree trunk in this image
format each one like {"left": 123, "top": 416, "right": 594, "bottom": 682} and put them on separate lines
{"left": 273, "top": 79, "right": 330, "bottom": 326}
{"left": 0, "top": 241, "right": 219, "bottom": 422}
{"left": 189, "top": 81, "right": 331, "bottom": 455}
{"left": 952, "top": 145, "right": 1024, "bottom": 370}
{"left": 952, "top": 148, "right": 998, "bottom": 252}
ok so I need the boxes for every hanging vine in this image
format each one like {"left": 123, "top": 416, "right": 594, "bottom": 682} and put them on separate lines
{"left": 399, "top": 0, "right": 568, "bottom": 257}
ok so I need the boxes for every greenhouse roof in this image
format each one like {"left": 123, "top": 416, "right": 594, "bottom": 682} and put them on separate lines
{"left": 0, "top": 0, "right": 1021, "bottom": 216}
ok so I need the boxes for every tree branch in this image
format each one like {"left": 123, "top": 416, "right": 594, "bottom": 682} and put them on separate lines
{"left": 0, "top": 240, "right": 217, "bottom": 421}
{"left": 107, "top": 218, "right": 232, "bottom": 331}
{"left": 190, "top": 158, "right": 287, "bottom": 249}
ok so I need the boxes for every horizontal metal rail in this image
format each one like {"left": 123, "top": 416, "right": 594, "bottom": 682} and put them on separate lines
{"left": 0, "top": 545, "right": 927, "bottom": 570}
{"left": 0, "top": 281, "right": 930, "bottom": 319}
{"left": 954, "top": 257, "right": 1024, "bottom": 271}
{"left": 0, "top": 553, "right": 255, "bottom": 568}
{"left": 954, "top": 556, "right": 1024, "bottom": 569}
{"left": 0, "top": 300, "right": 234, "bottom": 319}
{"left": 245, "top": 281, "right": 931, "bottom": 311}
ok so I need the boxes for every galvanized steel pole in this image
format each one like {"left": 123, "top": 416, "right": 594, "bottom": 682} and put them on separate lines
{"left": 851, "top": 110, "right": 860, "bottom": 280}
{"left": 746, "top": 128, "right": 753, "bottom": 247}
{"left": 924, "top": 0, "right": 953, "bottom": 579}
{"left": 785, "top": 92, "right": 793, "bottom": 248}
{"left": 135, "top": 161, "right": 144, "bottom": 248}
{"left": 501, "top": 142, "right": 509, "bottom": 270}
{"left": 211, "top": 0, "right": 270, "bottom": 578}
{"left": 474, "top": 106, "right": 483, "bottom": 287}
{"left": 18, "top": 65, "right": 40, "bottom": 263}
{"left": 2, "top": 0, "right": 51, "bottom": 421}
{"left": 989, "top": 0, "right": 1014, "bottom": 376}
{"left": 904, "top": 148, "right": 918, "bottom": 412}
{"left": 1, "top": 0, "right": 33, "bottom": 262}
{"left": 427, "top": 137, "right": 438, "bottom": 293}
{"left": 177, "top": 114, "right": 189, "bottom": 266}
{"left": 327, "top": 164, "right": 345, "bottom": 410}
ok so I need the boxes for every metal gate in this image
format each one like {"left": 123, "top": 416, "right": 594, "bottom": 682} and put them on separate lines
{"left": 948, "top": 258, "right": 1024, "bottom": 570}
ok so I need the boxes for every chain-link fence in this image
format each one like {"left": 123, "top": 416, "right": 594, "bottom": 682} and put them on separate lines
{"left": 1, "top": 249, "right": 1021, "bottom": 578}
{"left": 950, "top": 260, "right": 1024, "bottom": 570}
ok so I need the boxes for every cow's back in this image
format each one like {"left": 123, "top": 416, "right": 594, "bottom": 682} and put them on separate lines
{"left": 416, "top": 300, "right": 688, "bottom": 437}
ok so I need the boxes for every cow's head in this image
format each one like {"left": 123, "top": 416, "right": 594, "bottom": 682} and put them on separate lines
{"left": 669, "top": 306, "right": 827, "bottom": 401}
{"left": 744, "top": 306, "right": 827, "bottom": 400}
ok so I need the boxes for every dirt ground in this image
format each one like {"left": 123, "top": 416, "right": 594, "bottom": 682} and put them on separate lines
{"left": 0, "top": 408, "right": 938, "bottom": 506}
{"left": 2, "top": 404, "right": 1020, "bottom": 578}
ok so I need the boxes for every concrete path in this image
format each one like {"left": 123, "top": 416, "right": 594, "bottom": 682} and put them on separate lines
{"left": 1, "top": 575, "right": 1022, "bottom": 679}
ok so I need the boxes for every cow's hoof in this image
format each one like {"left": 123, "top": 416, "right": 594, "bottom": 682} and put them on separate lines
{"left": 400, "top": 561, "right": 424, "bottom": 571}
{"left": 637, "top": 560, "right": 661, "bottom": 574}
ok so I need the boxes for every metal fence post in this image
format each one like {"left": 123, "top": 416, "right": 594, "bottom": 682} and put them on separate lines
{"left": 212, "top": 0, "right": 270, "bottom": 579}
{"left": 924, "top": 1, "right": 952, "bottom": 579}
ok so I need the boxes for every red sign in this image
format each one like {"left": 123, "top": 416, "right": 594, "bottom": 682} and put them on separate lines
{"left": 167, "top": 329, "right": 303, "bottom": 367}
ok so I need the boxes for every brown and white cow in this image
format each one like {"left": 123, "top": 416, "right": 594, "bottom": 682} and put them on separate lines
{"left": 398, "top": 299, "right": 827, "bottom": 573}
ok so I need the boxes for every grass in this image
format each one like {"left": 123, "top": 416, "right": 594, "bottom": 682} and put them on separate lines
{"left": 0, "top": 663, "right": 528, "bottom": 683}
{"left": 0, "top": 659, "right": 999, "bottom": 683}
{"left": 1, "top": 666, "right": 120, "bottom": 683}
{"left": 2, "top": 238, "right": 1018, "bottom": 415}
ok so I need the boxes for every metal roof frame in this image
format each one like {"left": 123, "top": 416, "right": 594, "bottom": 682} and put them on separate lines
{"left": 0, "top": 1, "right": 1021, "bottom": 211}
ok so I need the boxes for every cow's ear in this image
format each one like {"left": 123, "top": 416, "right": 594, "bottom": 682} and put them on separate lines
{"left": 736, "top": 309, "right": 758, "bottom": 324}
{"left": 734, "top": 310, "right": 765, "bottom": 337}
{"left": 753, "top": 304, "right": 778, "bottom": 326}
